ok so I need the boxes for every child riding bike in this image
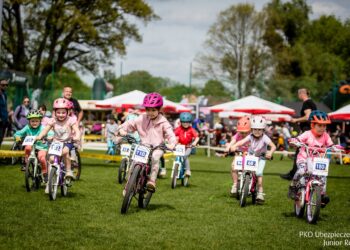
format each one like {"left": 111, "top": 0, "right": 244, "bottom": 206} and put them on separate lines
{"left": 174, "top": 112, "right": 199, "bottom": 177}
{"left": 36, "top": 98, "right": 81, "bottom": 181}
{"left": 117, "top": 92, "right": 176, "bottom": 192}
{"left": 225, "top": 116, "right": 251, "bottom": 196}
{"left": 14, "top": 110, "right": 53, "bottom": 179}
{"left": 288, "top": 110, "right": 334, "bottom": 207}
{"left": 230, "top": 116, "right": 276, "bottom": 203}
{"left": 105, "top": 115, "right": 119, "bottom": 158}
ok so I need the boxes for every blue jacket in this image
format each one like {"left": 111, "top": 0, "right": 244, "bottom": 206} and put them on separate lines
{"left": 0, "top": 91, "right": 8, "bottom": 123}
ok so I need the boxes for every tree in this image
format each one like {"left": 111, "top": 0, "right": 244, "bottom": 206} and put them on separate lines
{"left": 194, "top": 3, "right": 271, "bottom": 98}
{"left": 1, "top": 0, "right": 158, "bottom": 90}
{"left": 111, "top": 70, "right": 167, "bottom": 94}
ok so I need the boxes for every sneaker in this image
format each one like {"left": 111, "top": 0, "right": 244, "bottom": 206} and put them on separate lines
{"left": 65, "top": 171, "right": 75, "bottom": 180}
{"left": 146, "top": 181, "right": 156, "bottom": 192}
{"left": 256, "top": 192, "right": 265, "bottom": 203}
{"left": 321, "top": 195, "right": 330, "bottom": 208}
{"left": 185, "top": 169, "right": 191, "bottom": 177}
{"left": 21, "top": 165, "right": 26, "bottom": 171}
{"left": 45, "top": 184, "right": 49, "bottom": 194}
{"left": 122, "top": 189, "right": 126, "bottom": 197}
{"left": 43, "top": 173, "right": 48, "bottom": 183}
{"left": 230, "top": 184, "right": 237, "bottom": 196}
{"left": 288, "top": 185, "right": 297, "bottom": 199}
{"left": 280, "top": 173, "right": 293, "bottom": 180}
{"left": 159, "top": 168, "right": 166, "bottom": 177}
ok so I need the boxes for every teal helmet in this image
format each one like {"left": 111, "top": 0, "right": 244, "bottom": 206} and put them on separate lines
{"left": 179, "top": 112, "right": 193, "bottom": 122}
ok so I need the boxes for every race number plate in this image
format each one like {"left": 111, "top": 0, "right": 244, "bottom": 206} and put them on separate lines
{"left": 120, "top": 144, "right": 132, "bottom": 156}
{"left": 132, "top": 145, "right": 151, "bottom": 164}
{"left": 311, "top": 157, "right": 329, "bottom": 176}
{"left": 174, "top": 145, "right": 186, "bottom": 156}
{"left": 234, "top": 156, "right": 243, "bottom": 171}
{"left": 22, "top": 136, "right": 36, "bottom": 146}
{"left": 243, "top": 155, "right": 259, "bottom": 172}
{"left": 48, "top": 141, "right": 64, "bottom": 156}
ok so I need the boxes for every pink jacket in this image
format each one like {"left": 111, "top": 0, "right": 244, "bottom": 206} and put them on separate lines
{"left": 296, "top": 130, "right": 333, "bottom": 164}
{"left": 121, "top": 113, "right": 176, "bottom": 146}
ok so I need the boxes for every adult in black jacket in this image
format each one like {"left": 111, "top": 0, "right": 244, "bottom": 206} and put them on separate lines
{"left": 280, "top": 88, "right": 317, "bottom": 180}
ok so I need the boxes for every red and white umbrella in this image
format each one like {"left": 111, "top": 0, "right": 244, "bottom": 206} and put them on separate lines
{"left": 209, "top": 95, "right": 295, "bottom": 115}
{"left": 95, "top": 90, "right": 191, "bottom": 113}
{"left": 328, "top": 104, "right": 350, "bottom": 120}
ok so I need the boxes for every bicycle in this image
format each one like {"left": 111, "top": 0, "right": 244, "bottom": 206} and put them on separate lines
{"left": 121, "top": 143, "right": 167, "bottom": 214}
{"left": 290, "top": 141, "right": 342, "bottom": 224}
{"left": 118, "top": 135, "right": 138, "bottom": 184}
{"left": 47, "top": 141, "right": 73, "bottom": 201}
{"left": 170, "top": 144, "right": 190, "bottom": 189}
{"left": 10, "top": 140, "right": 24, "bottom": 166}
{"left": 21, "top": 136, "right": 44, "bottom": 192}
{"left": 233, "top": 151, "right": 259, "bottom": 207}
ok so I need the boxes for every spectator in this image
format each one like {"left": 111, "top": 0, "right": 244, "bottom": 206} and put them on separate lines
{"left": 13, "top": 96, "right": 31, "bottom": 130}
{"left": 192, "top": 113, "right": 206, "bottom": 132}
{"left": 281, "top": 122, "right": 291, "bottom": 151}
{"left": 38, "top": 104, "right": 51, "bottom": 126}
{"left": 280, "top": 88, "right": 317, "bottom": 180}
{"left": 62, "top": 86, "right": 83, "bottom": 124}
{"left": 0, "top": 78, "right": 9, "bottom": 148}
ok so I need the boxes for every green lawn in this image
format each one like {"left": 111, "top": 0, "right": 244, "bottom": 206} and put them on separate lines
{"left": 0, "top": 150, "right": 350, "bottom": 249}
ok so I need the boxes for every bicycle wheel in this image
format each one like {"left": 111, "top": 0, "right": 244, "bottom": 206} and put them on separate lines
{"left": 294, "top": 188, "right": 305, "bottom": 218}
{"left": 139, "top": 191, "right": 153, "bottom": 208}
{"left": 72, "top": 151, "right": 82, "bottom": 180}
{"left": 118, "top": 158, "right": 128, "bottom": 184}
{"left": 11, "top": 142, "right": 21, "bottom": 165}
{"left": 121, "top": 164, "right": 141, "bottom": 214}
{"left": 48, "top": 166, "right": 59, "bottom": 201}
{"left": 24, "top": 160, "right": 35, "bottom": 192}
{"left": 171, "top": 163, "right": 179, "bottom": 189}
{"left": 236, "top": 178, "right": 241, "bottom": 200}
{"left": 306, "top": 185, "right": 321, "bottom": 224}
{"left": 61, "top": 181, "right": 68, "bottom": 197}
{"left": 239, "top": 175, "right": 250, "bottom": 207}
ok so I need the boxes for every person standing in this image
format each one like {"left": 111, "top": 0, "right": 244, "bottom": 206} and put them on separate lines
{"left": 13, "top": 96, "right": 31, "bottom": 131}
{"left": 280, "top": 88, "right": 317, "bottom": 180}
{"left": 62, "top": 86, "right": 83, "bottom": 124}
{"left": 0, "top": 78, "right": 9, "bottom": 148}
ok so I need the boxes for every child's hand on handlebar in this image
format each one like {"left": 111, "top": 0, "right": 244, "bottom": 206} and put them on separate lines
{"left": 265, "top": 151, "right": 273, "bottom": 159}
{"left": 118, "top": 129, "right": 127, "bottom": 137}
{"left": 166, "top": 143, "right": 175, "bottom": 150}
{"left": 15, "top": 137, "right": 21, "bottom": 142}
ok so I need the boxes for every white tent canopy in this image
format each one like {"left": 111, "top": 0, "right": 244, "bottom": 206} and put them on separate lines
{"left": 219, "top": 111, "right": 292, "bottom": 122}
{"left": 209, "top": 95, "right": 295, "bottom": 115}
{"left": 94, "top": 90, "right": 191, "bottom": 113}
{"left": 328, "top": 104, "right": 350, "bottom": 120}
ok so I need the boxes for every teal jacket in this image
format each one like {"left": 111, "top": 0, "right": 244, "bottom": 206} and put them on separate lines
{"left": 14, "top": 125, "right": 53, "bottom": 151}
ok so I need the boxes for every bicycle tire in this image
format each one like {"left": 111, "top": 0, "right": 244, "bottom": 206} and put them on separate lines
{"left": 121, "top": 164, "right": 141, "bottom": 214}
{"left": 306, "top": 185, "right": 321, "bottom": 224}
{"left": 171, "top": 163, "right": 179, "bottom": 189}
{"left": 240, "top": 174, "right": 250, "bottom": 207}
{"left": 294, "top": 188, "right": 305, "bottom": 218}
{"left": 73, "top": 151, "right": 82, "bottom": 181}
{"left": 24, "top": 160, "right": 35, "bottom": 192}
{"left": 139, "top": 191, "right": 153, "bottom": 209}
{"left": 118, "top": 158, "right": 128, "bottom": 184}
{"left": 48, "top": 166, "right": 59, "bottom": 201}
{"left": 61, "top": 181, "right": 68, "bottom": 197}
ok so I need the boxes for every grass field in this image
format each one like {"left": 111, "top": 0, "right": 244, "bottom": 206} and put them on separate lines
{"left": 0, "top": 149, "right": 350, "bottom": 249}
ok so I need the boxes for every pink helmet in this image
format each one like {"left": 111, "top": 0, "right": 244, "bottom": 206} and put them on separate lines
{"left": 67, "top": 100, "right": 74, "bottom": 109}
{"left": 53, "top": 98, "right": 70, "bottom": 109}
{"left": 237, "top": 116, "right": 251, "bottom": 132}
{"left": 142, "top": 92, "right": 163, "bottom": 108}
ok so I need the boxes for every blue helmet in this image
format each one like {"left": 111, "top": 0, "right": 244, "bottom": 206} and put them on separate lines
{"left": 179, "top": 112, "right": 193, "bottom": 122}
{"left": 308, "top": 110, "right": 331, "bottom": 124}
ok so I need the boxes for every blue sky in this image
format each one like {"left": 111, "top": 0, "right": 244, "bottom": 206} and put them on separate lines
{"left": 79, "top": 0, "right": 350, "bottom": 87}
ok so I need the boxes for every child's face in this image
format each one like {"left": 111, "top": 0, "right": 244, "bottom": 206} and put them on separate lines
{"left": 252, "top": 128, "right": 264, "bottom": 138}
{"left": 146, "top": 108, "right": 159, "bottom": 120}
{"left": 181, "top": 122, "right": 191, "bottom": 128}
{"left": 313, "top": 123, "right": 327, "bottom": 136}
{"left": 240, "top": 131, "right": 249, "bottom": 137}
{"left": 55, "top": 108, "right": 68, "bottom": 121}
{"left": 38, "top": 108, "right": 45, "bottom": 116}
{"left": 29, "top": 118, "right": 41, "bottom": 128}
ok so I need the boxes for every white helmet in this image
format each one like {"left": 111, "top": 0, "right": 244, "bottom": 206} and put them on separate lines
{"left": 251, "top": 116, "right": 267, "bottom": 129}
